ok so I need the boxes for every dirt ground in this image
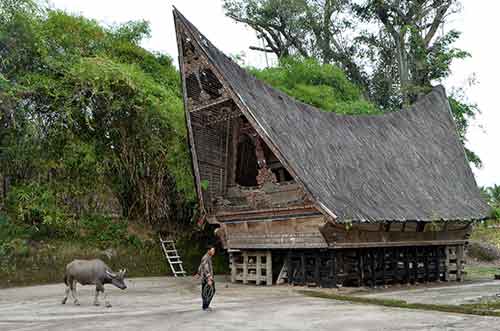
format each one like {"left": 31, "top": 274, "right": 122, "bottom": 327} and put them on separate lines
{"left": 1, "top": 277, "right": 500, "bottom": 331}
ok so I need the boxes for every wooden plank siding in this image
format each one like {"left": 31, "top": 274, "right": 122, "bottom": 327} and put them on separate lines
{"left": 222, "top": 213, "right": 472, "bottom": 250}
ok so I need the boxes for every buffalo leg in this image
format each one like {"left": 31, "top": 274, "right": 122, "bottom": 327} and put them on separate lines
{"left": 61, "top": 286, "right": 70, "bottom": 304}
{"left": 94, "top": 290, "right": 100, "bottom": 306}
{"left": 103, "top": 290, "right": 111, "bottom": 308}
{"left": 94, "top": 283, "right": 104, "bottom": 306}
{"left": 71, "top": 280, "right": 80, "bottom": 305}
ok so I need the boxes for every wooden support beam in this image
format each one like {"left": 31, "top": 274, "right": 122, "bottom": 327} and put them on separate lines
{"left": 287, "top": 251, "right": 293, "bottom": 286}
{"left": 381, "top": 247, "right": 386, "bottom": 286}
{"left": 392, "top": 247, "right": 398, "bottom": 284}
{"left": 434, "top": 246, "right": 440, "bottom": 281}
{"left": 444, "top": 246, "right": 450, "bottom": 281}
{"left": 231, "top": 246, "right": 462, "bottom": 288}
{"left": 314, "top": 255, "right": 320, "bottom": 286}
{"left": 404, "top": 247, "right": 410, "bottom": 284}
{"left": 230, "top": 252, "right": 237, "bottom": 283}
{"left": 301, "top": 252, "right": 306, "bottom": 285}
{"left": 413, "top": 247, "right": 418, "bottom": 283}
{"left": 424, "top": 246, "right": 429, "bottom": 283}
{"left": 256, "top": 254, "right": 262, "bottom": 285}
{"left": 331, "top": 250, "right": 337, "bottom": 288}
{"left": 456, "top": 244, "right": 464, "bottom": 282}
{"left": 370, "top": 250, "right": 376, "bottom": 288}
{"left": 359, "top": 249, "right": 365, "bottom": 286}
{"left": 266, "top": 250, "right": 272, "bottom": 286}
{"left": 243, "top": 251, "right": 248, "bottom": 284}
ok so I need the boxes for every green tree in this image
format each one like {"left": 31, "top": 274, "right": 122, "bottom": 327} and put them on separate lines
{"left": 0, "top": 0, "right": 195, "bottom": 234}
{"left": 224, "top": 0, "right": 481, "bottom": 166}
{"left": 223, "top": 0, "right": 368, "bottom": 91}
{"left": 487, "top": 185, "right": 500, "bottom": 207}
{"left": 250, "top": 57, "right": 376, "bottom": 114}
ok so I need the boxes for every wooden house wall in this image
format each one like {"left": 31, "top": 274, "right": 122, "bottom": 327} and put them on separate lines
{"left": 220, "top": 214, "right": 471, "bottom": 250}
{"left": 190, "top": 112, "right": 229, "bottom": 207}
{"left": 319, "top": 221, "right": 472, "bottom": 248}
{"left": 223, "top": 214, "right": 328, "bottom": 249}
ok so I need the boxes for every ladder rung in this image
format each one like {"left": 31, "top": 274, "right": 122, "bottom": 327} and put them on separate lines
{"left": 160, "top": 238, "right": 185, "bottom": 277}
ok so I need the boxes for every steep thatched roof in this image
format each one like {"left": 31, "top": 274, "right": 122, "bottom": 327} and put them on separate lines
{"left": 174, "top": 9, "right": 490, "bottom": 223}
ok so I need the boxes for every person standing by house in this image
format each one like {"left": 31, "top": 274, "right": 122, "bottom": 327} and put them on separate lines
{"left": 196, "top": 246, "right": 216, "bottom": 311}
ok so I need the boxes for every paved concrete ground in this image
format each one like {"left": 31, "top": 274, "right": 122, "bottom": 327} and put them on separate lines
{"left": 1, "top": 277, "right": 500, "bottom": 331}
{"left": 363, "top": 281, "right": 500, "bottom": 305}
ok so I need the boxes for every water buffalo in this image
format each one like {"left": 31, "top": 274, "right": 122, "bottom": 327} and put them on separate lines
{"left": 61, "top": 259, "right": 127, "bottom": 307}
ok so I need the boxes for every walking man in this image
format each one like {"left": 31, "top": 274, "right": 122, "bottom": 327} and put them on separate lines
{"left": 196, "top": 245, "right": 216, "bottom": 311}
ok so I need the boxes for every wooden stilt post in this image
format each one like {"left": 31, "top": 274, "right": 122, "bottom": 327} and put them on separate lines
{"left": 413, "top": 247, "right": 418, "bottom": 283}
{"left": 314, "top": 255, "right": 321, "bottom": 286}
{"left": 444, "top": 246, "right": 450, "bottom": 281}
{"left": 243, "top": 251, "right": 248, "bottom": 284}
{"left": 230, "top": 252, "right": 237, "bottom": 283}
{"left": 256, "top": 254, "right": 262, "bottom": 285}
{"left": 381, "top": 247, "right": 386, "bottom": 286}
{"left": 266, "top": 250, "right": 272, "bottom": 286}
{"left": 370, "top": 250, "right": 376, "bottom": 288}
{"left": 456, "top": 245, "right": 464, "bottom": 282}
{"left": 287, "top": 251, "right": 293, "bottom": 285}
{"left": 392, "top": 248, "right": 399, "bottom": 284}
{"left": 300, "top": 252, "right": 306, "bottom": 285}
{"left": 424, "top": 246, "right": 429, "bottom": 283}
{"left": 358, "top": 249, "right": 364, "bottom": 286}
{"left": 434, "top": 246, "right": 440, "bottom": 281}
{"left": 404, "top": 247, "right": 410, "bottom": 284}
{"left": 331, "top": 250, "right": 337, "bottom": 288}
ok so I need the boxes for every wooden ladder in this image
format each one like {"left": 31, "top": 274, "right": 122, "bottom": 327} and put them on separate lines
{"left": 159, "top": 237, "right": 186, "bottom": 277}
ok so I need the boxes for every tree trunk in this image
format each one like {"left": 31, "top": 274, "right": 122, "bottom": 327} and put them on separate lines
{"left": 396, "top": 36, "right": 411, "bottom": 107}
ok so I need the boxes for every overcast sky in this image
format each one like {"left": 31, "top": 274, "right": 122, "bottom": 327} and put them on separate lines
{"left": 49, "top": 0, "right": 499, "bottom": 187}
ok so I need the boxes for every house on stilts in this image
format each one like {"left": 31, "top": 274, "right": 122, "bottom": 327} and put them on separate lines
{"left": 173, "top": 9, "right": 490, "bottom": 287}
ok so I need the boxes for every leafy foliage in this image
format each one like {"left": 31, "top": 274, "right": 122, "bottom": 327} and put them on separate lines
{"left": 5, "top": 183, "right": 74, "bottom": 239}
{"left": 224, "top": 0, "right": 481, "bottom": 166}
{"left": 0, "top": 1, "right": 195, "bottom": 236}
{"left": 250, "top": 57, "right": 377, "bottom": 114}
{"left": 481, "top": 185, "right": 500, "bottom": 219}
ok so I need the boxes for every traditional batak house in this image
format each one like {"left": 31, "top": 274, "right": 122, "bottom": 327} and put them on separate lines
{"left": 173, "top": 9, "right": 490, "bottom": 287}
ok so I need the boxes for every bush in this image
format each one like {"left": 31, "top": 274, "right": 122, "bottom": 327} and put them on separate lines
{"left": 467, "top": 240, "right": 500, "bottom": 262}
{"left": 492, "top": 207, "right": 500, "bottom": 220}
{"left": 79, "top": 214, "right": 129, "bottom": 248}
{"left": 5, "top": 183, "right": 76, "bottom": 240}
{"left": 250, "top": 57, "right": 377, "bottom": 115}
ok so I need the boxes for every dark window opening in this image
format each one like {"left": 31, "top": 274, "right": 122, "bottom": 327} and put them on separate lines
{"left": 182, "top": 36, "right": 197, "bottom": 60}
{"left": 199, "top": 68, "right": 223, "bottom": 99}
{"left": 263, "top": 144, "right": 293, "bottom": 183}
{"left": 235, "top": 134, "right": 258, "bottom": 187}
{"left": 416, "top": 222, "right": 426, "bottom": 232}
{"left": 186, "top": 73, "right": 201, "bottom": 101}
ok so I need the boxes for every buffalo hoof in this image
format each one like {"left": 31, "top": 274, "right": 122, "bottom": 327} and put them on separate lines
{"left": 74, "top": 301, "right": 81, "bottom": 306}
{"left": 105, "top": 302, "right": 112, "bottom": 308}
{"left": 61, "top": 299, "right": 67, "bottom": 305}
{"left": 94, "top": 302, "right": 100, "bottom": 306}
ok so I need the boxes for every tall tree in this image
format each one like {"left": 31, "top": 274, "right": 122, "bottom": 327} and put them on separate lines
{"left": 0, "top": 0, "right": 195, "bottom": 233}
{"left": 354, "top": 0, "right": 468, "bottom": 105}
{"left": 223, "top": 0, "right": 369, "bottom": 92}
{"left": 223, "top": 0, "right": 481, "bottom": 166}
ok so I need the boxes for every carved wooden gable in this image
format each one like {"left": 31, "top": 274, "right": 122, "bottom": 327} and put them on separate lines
{"left": 175, "top": 12, "right": 311, "bottom": 216}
